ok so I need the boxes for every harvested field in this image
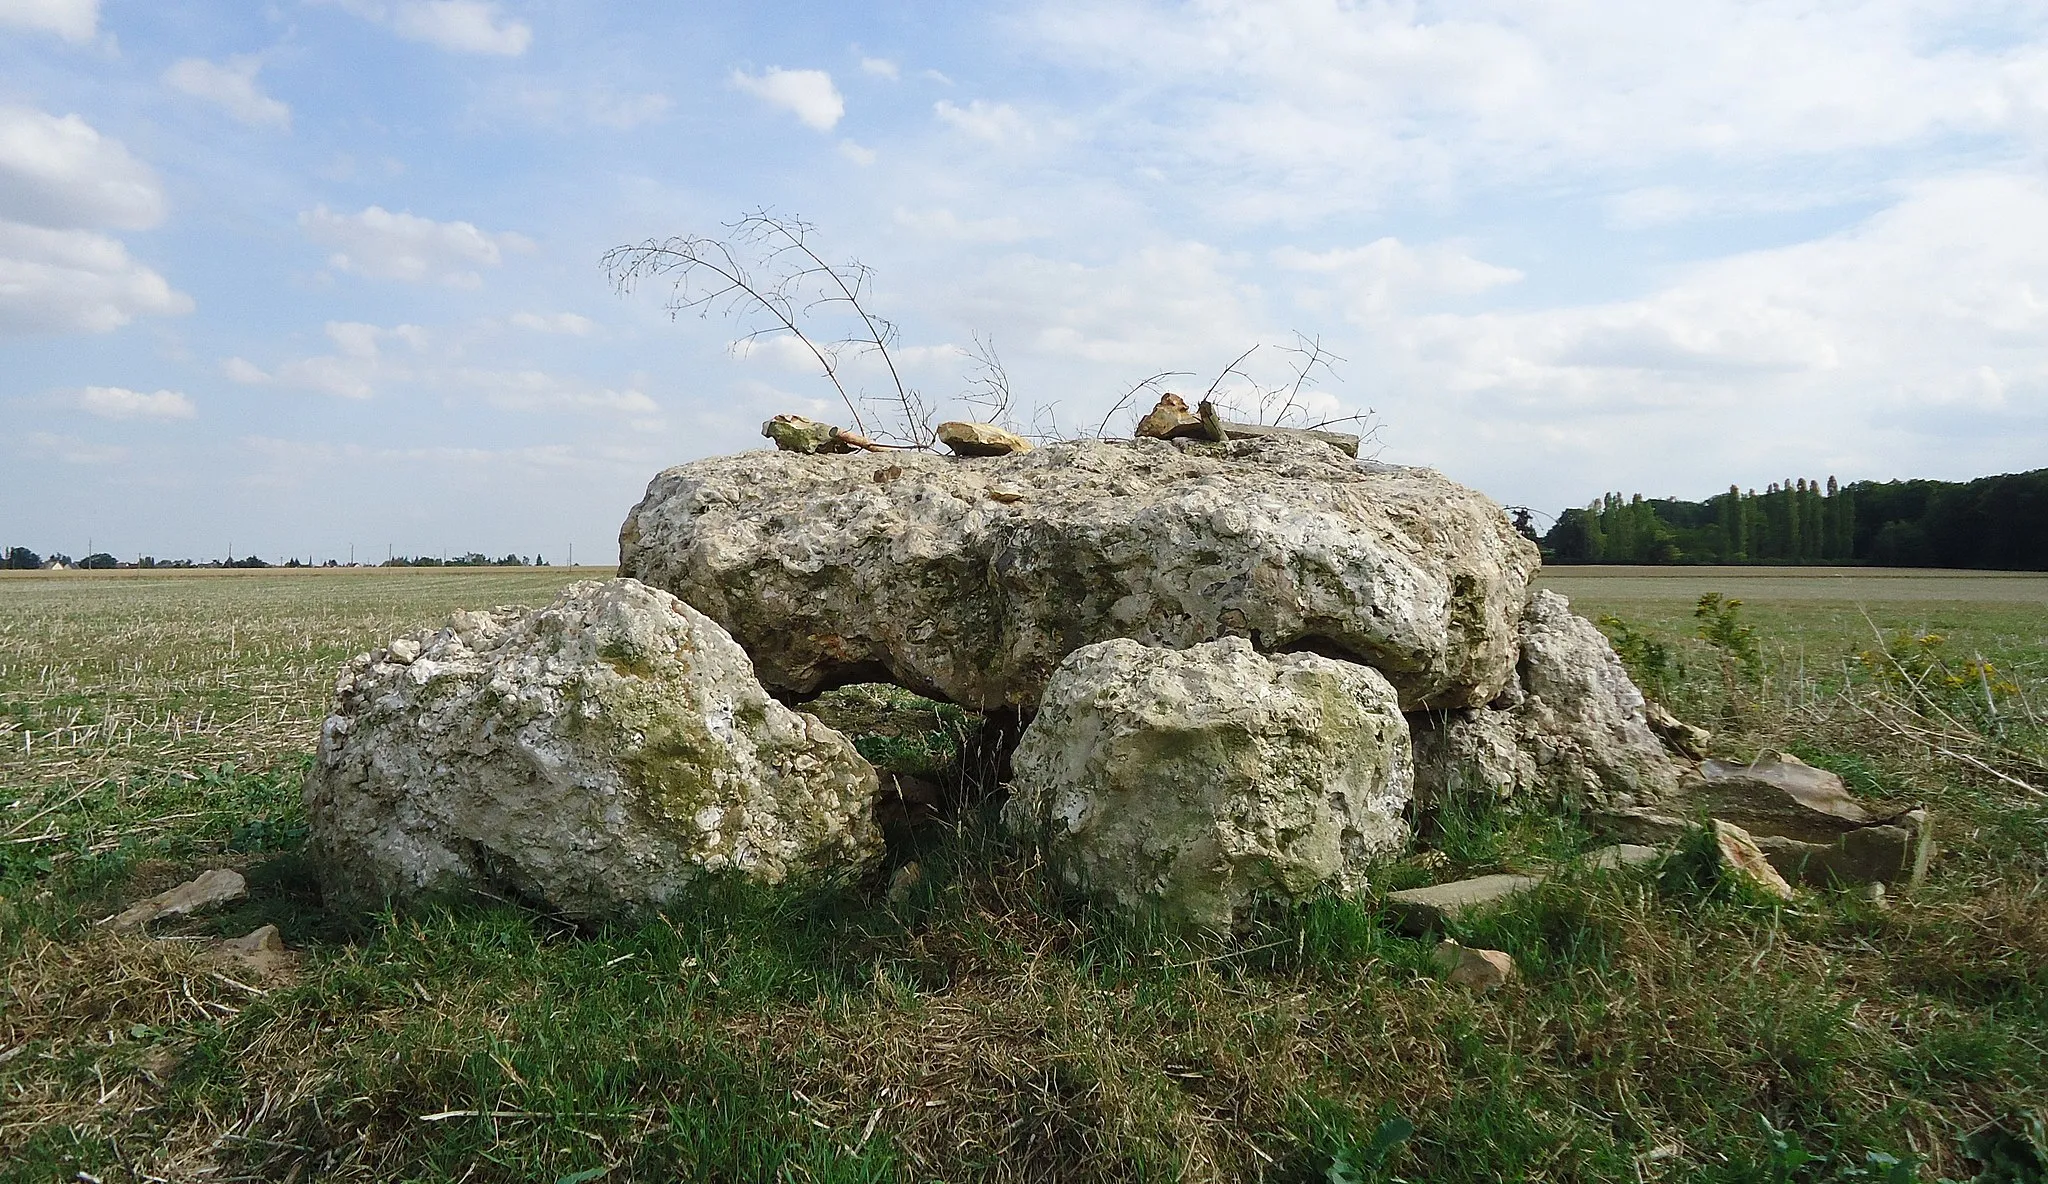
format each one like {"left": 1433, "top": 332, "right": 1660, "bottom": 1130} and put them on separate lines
{"left": 2, "top": 567, "right": 2044, "bottom": 1182}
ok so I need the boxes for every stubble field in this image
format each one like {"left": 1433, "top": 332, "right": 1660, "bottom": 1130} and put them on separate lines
{"left": 2, "top": 565, "right": 2044, "bottom": 1183}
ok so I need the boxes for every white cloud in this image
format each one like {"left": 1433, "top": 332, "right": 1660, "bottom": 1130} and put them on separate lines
{"left": 504, "top": 85, "right": 670, "bottom": 130}
{"left": 731, "top": 67, "right": 844, "bottom": 131}
{"left": 299, "top": 204, "right": 531, "bottom": 286}
{"left": 860, "top": 56, "right": 899, "bottom": 80}
{"left": 222, "top": 357, "right": 269, "bottom": 384}
{"left": 70, "top": 385, "right": 196, "bottom": 420}
{"left": 0, "top": 221, "right": 191, "bottom": 336}
{"left": 509, "top": 311, "right": 594, "bottom": 335}
{"left": 456, "top": 369, "right": 659, "bottom": 416}
{"left": 934, "top": 99, "right": 1030, "bottom": 144}
{"left": 1275, "top": 238, "right": 1523, "bottom": 319}
{"left": 838, "top": 140, "right": 876, "bottom": 166}
{"left": 26, "top": 431, "right": 125, "bottom": 464}
{"left": 1358, "top": 172, "right": 2048, "bottom": 495}
{"left": 0, "top": 0, "right": 96, "bottom": 41}
{"left": 0, "top": 107, "right": 163, "bottom": 230}
{"left": 1026, "top": 0, "right": 2048, "bottom": 219}
{"left": 163, "top": 57, "right": 292, "bottom": 130}
{"left": 334, "top": 0, "right": 531, "bottom": 55}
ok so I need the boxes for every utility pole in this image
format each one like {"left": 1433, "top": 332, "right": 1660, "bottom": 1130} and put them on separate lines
{"left": 568, "top": 542, "right": 573, "bottom": 566}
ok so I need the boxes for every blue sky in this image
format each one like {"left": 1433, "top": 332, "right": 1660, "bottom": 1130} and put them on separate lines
{"left": 5, "top": 0, "right": 2047, "bottom": 564}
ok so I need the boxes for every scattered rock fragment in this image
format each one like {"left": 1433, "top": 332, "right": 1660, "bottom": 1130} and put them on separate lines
{"left": 1856, "top": 882, "right": 1887, "bottom": 908}
{"left": 1697, "top": 753, "right": 1876, "bottom": 838}
{"left": 1711, "top": 821, "right": 1795, "bottom": 901}
{"left": 1753, "top": 811, "right": 1931, "bottom": 888}
{"left": 1644, "top": 701, "right": 1709, "bottom": 760}
{"left": 304, "top": 578, "right": 883, "bottom": 920}
{"left": 936, "top": 421, "right": 1032, "bottom": 456}
{"left": 1006, "top": 637, "right": 1412, "bottom": 931}
{"left": 107, "top": 868, "right": 246, "bottom": 931}
{"left": 386, "top": 636, "right": 421, "bottom": 664}
{"left": 1432, "top": 940, "right": 1516, "bottom": 992}
{"left": 1586, "top": 843, "right": 1664, "bottom": 871}
{"left": 762, "top": 414, "right": 885, "bottom": 454}
{"left": 217, "top": 923, "right": 292, "bottom": 979}
{"left": 1132, "top": 393, "right": 1203, "bottom": 440}
{"left": 887, "top": 862, "right": 924, "bottom": 904}
{"left": 1385, "top": 873, "right": 1543, "bottom": 934}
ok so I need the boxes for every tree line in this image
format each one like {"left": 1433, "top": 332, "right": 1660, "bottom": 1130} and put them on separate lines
{"left": 1543, "top": 468, "right": 2048, "bottom": 569}
{"left": 2, "top": 548, "right": 550, "bottom": 570}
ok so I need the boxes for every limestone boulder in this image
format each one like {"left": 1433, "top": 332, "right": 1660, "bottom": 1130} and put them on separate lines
{"left": 305, "top": 579, "right": 882, "bottom": 920}
{"left": 1004, "top": 637, "right": 1413, "bottom": 930}
{"left": 1411, "top": 589, "right": 1682, "bottom": 810}
{"left": 619, "top": 438, "right": 1540, "bottom": 712}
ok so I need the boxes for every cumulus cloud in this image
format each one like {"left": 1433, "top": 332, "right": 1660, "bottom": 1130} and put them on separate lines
{"left": 731, "top": 67, "right": 844, "bottom": 131}
{"left": 1026, "top": 0, "right": 2048, "bottom": 219}
{"left": 860, "top": 56, "right": 899, "bottom": 80}
{"left": 164, "top": 57, "right": 292, "bottom": 130}
{"left": 934, "top": 99, "right": 1030, "bottom": 144}
{"left": 299, "top": 204, "right": 531, "bottom": 286}
{"left": 837, "top": 140, "right": 876, "bottom": 165}
{"left": 1351, "top": 172, "right": 2048, "bottom": 496}
{"left": 70, "top": 385, "right": 196, "bottom": 420}
{"left": 0, "top": 107, "right": 163, "bottom": 230}
{"left": 332, "top": 0, "right": 531, "bottom": 55}
{"left": 0, "top": 222, "right": 190, "bottom": 336}
{"left": 959, "top": 241, "right": 1263, "bottom": 367}
{"left": 0, "top": 0, "right": 97, "bottom": 41}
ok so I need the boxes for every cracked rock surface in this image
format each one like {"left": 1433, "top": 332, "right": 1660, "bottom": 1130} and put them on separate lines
{"left": 619, "top": 438, "right": 1540, "bottom": 712}
{"left": 305, "top": 578, "right": 881, "bottom": 919}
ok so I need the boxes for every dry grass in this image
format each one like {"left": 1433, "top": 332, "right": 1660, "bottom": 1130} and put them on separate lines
{"left": 3, "top": 567, "right": 2046, "bottom": 1182}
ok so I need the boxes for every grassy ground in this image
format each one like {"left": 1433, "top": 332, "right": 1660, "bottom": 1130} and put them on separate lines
{"left": 2, "top": 567, "right": 2045, "bottom": 1182}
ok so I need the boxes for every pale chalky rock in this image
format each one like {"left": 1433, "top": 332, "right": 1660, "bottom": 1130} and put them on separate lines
{"left": 1433, "top": 941, "right": 1516, "bottom": 991}
{"left": 107, "top": 868, "right": 247, "bottom": 931}
{"left": 1712, "top": 821, "right": 1795, "bottom": 901}
{"left": 619, "top": 438, "right": 1539, "bottom": 712}
{"left": 305, "top": 579, "right": 882, "bottom": 920}
{"left": 1411, "top": 590, "right": 1682, "bottom": 810}
{"left": 1005, "top": 637, "right": 1412, "bottom": 931}
{"left": 935, "top": 421, "right": 1032, "bottom": 456}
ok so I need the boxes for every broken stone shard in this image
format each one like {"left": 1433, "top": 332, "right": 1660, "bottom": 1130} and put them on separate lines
{"left": 935, "top": 421, "right": 1032, "bottom": 456}
{"left": 1432, "top": 940, "right": 1516, "bottom": 991}
{"left": 1711, "top": 820, "right": 1796, "bottom": 901}
{"left": 1005, "top": 636, "right": 1412, "bottom": 931}
{"left": 304, "top": 578, "right": 882, "bottom": 920}
{"left": 107, "top": 868, "right": 247, "bottom": 931}
{"left": 1132, "top": 393, "right": 1203, "bottom": 440}
{"left": 619, "top": 438, "right": 1540, "bottom": 712}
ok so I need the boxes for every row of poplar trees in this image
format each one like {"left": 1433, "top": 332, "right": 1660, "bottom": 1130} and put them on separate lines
{"left": 1548, "top": 478, "right": 1855, "bottom": 564}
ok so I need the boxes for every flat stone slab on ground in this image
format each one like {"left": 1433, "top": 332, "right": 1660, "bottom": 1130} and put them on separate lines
{"left": 1386, "top": 872, "right": 1543, "bottom": 933}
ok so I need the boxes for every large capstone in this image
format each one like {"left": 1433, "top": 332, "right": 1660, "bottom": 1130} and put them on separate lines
{"left": 1411, "top": 589, "right": 1682, "bottom": 811}
{"left": 618, "top": 438, "right": 1540, "bottom": 713}
{"left": 305, "top": 578, "right": 882, "bottom": 919}
{"left": 1004, "top": 637, "right": 1413, "bottom": 930}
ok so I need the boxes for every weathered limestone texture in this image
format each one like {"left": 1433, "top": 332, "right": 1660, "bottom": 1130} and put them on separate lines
{"left": 1411, "top": 589, "right": 1683, "bottom": 810}
{"left": 305, "top": 578, "right": 882, "bottom": 919}
{"left": 618, "top": 438, "right": 1540, "bottom": 712}
{"left": 1004, "top": 637, "right": 1413, "bottom": 930}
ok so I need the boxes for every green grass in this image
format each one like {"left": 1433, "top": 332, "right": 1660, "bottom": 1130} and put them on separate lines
{"left": 3, "top": 567, "right": 2046, "bottom": 1181}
